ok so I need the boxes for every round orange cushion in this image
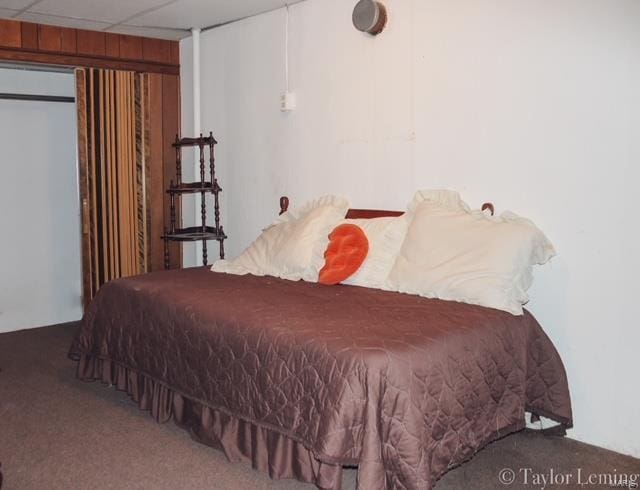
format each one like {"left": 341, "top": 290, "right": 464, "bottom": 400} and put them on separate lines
{"left": 318, "top": 224, "right": 369, "bottom": 285}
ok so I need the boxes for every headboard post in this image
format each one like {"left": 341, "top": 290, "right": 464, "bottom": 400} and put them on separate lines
{"left": 279, "top": 196, "right": 290, "bottom": 215}
{"left": 481, "top": 202, "right": 495, "bottom": 216}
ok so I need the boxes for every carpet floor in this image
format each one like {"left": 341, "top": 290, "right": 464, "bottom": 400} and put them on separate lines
{"left": 0, "top": 323, "right": 637, "bottom": 490}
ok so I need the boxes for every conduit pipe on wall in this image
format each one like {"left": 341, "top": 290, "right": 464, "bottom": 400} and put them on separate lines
{"left": 192, "top": 28, "right": 203, "bottom": 265}
{"left": 192, "top": 28, "right": 201, "bottom": 137}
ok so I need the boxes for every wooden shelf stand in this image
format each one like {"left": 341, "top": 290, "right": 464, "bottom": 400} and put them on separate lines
{"left": 162, "top": 132, "right": 226, "bottom": 268}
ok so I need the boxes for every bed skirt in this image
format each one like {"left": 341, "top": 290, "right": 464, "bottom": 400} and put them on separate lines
{"left": 72, "top": 354, "right": 344, "bottom": 490}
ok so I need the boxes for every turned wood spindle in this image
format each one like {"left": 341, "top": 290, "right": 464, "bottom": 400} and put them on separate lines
{"left": 209, "top": 131, "right": 216, "bottom": 183}
{"left": 175, "top": 134, "right": 182, "bottom": 186}
{"left": 163, "top": 229, "right": 170, "bottom": 270}
{"left": 218, "top": 231, "right": 225, "bottom": 260}
{"left": 213, "top": 191, "right": 221, "bottom": 232}
{"left": 198, "top": 135, "right": 205, "bottom": 184}
{"left": 170, "top": 182, "right": 176, "bottom": 233}
{"left": 202, "top": 238, "right": 208, "bottom": 266}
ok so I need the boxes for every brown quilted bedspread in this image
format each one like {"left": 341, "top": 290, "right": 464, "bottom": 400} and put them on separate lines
{"left": 71, "top": 267, "right": 572, "bottom": 489}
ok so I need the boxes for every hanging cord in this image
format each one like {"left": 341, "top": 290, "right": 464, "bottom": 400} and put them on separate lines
{"left": 285, "top": 4, "right": 290, "bottom": 93}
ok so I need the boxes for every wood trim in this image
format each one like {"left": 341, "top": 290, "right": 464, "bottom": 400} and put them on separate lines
{"left": 147, "top": 74, "right": 165, "bottom": 271}
{"left": 60, "top": 26, "right": 77, "bottom": 53}
{"left": 0, "top": 19, "right": 22, "bottom": 48}
{"left": 161, "top": 73, "right": 182, "bottom": 269}
{"left": 76, "top": 69, "right": 93, "bottom": 308}
{"left": 279, "top": 197, "right": 496, "bottom": 219}
{"left": 346, "top": 209, "right": 404, "bottom": 219}
{"left": 105, "top": 33, "right": 120, "bottom": 58}
{"left": 37, "top": 25, "right": 76, "bottom": 53}
{"left": 278, "top": 197, "right": 403, "bottom": 219}
{"left": 38, "top": 25, "right": 62, "bottom": 51}
{"left": 170, "top": 42, "right": 179, "bottom": 65}
{"left": 76, "top": 30, "right": 106, "bottom": 57}
{"left": 0, "top": 47, "right": 179, "bottom": 75}
{"left": 119, "top": 34, "right": 143, "bottom": 60}
{"left": 0, "top": 20, "right": 179, "bottom": 74}
{"left": 21, "top": 22, "right": 38, "bottom": 49}
{"left": 142, "top": 37, "right": 171, "bottom": 63}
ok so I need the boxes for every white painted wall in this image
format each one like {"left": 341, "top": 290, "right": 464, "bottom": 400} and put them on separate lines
{"left": 181, "top": 0, "right": 640, "bottom": 457}
{"left": 0, "top": 67, "right": 82, "bottom": 332}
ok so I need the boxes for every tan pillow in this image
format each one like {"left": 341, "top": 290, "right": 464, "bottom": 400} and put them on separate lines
{"left": 212, "top": 195, "right": 349, "bottom": 282}
{"left": 387, "top": 191, "right": 555, "bottom": 315}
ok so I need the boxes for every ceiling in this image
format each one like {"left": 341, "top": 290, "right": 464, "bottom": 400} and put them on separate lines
{"left": 0, "top": 0, "right": 298, "bottom": 40}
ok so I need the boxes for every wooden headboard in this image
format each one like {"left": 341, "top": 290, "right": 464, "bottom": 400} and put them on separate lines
{"left": 278, "top": 196, "right": 495, "bottom": 218}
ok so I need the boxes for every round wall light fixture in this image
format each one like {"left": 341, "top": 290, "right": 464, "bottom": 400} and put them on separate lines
{"left": 352, "top": 0, "right": 387, "bottom": 36}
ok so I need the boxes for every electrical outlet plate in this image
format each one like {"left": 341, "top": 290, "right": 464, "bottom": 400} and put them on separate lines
{"left": 280, "top": 91, "right": 296, "bottom": 112}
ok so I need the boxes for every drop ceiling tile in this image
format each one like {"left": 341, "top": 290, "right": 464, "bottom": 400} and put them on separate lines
{"left": 128, "top": 0, "right": 288, "bottom": 30}
{"left": 106, "top": 24, "right": 189, "bottom": 41}
{"left": 0, "top": 7, "right": 19, "bottom": 18}
{"left": 15, "top": 11, "right": 110, "bottom": 30}
{"left": 0, "top": 0, "right": 34, "bottom": 10}
{"left": 29, "top": 0, "right": 174, "bottom": 24}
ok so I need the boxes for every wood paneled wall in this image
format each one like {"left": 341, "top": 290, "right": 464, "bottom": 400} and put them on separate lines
{"left": 0, "top": 19, "right": 179, "bottom": 74}
{"left": 148, "top": 73, "right": 182, "bottom": 270}
{"left": 0, "top": 18, "right": 182, "bottom": 271}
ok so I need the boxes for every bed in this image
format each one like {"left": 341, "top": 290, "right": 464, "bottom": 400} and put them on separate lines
{"left": 69, "top": 199, "right": 573, "bottom": 490}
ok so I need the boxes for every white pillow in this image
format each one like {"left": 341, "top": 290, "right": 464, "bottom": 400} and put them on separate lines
{"left": 387, "top": 190, "right": 555, "bottom": 315}
{"left": 406, "top": 189, "right": 469, "bottom": 213}
{"left": 340, "top": 216, "right": 409, "bottom": 289}
{"left": 211, "top": 195, "right": 349, "bottom": 282}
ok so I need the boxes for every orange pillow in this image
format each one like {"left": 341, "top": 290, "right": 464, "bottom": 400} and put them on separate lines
{"left": 318, "top": 224, "right": 369, "bottom": 285}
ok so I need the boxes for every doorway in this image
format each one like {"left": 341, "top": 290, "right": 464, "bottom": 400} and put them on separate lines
{"left": 0, "top": 64, "right": 82, "bottom": 332}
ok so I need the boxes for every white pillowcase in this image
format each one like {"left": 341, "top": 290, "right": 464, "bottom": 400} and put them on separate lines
{"left": 211, "top": 195, "right": 349, "bottom": 282}
{"left": 340, "top": 216, "right": 409, "bottom": 289}
{"left": 387, "top": 190, "right": 555, "bottom": 315}
{"left": 406, "top": 189, "right": 469, "bottom": 213}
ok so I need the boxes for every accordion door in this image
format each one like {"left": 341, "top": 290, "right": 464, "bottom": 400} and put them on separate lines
{"left": 76, "top": 68, "right": 150, "bottom": 304}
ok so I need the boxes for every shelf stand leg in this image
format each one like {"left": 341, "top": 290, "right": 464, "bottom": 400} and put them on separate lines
{"left": 163, "top": 231, "right": 170, "bottom": 270}
{"left": 209, "top": 133, "right": 215, "bottom": 183}
{"left": 200, "top": 190, "right": 206, "bottom": 232}
{"left": 175, "top": 134, "right": 182, "bottom": 186}
{"left": 219, "top": 238, "right": 225, "bottom": 260}
{"left": 199, "top": 140, "right": 205, "bottom": 184}
{"left": 201, "top": 188, "right": 207, "bottom": 265}
{"left": 213, "top": 188, "right": 221, "bottom": 234}
{"left": 170, "top": 186, "right": 176, "bottom": 234}
{"left": 202, "top": 239, "right": 208, "bottom": 266}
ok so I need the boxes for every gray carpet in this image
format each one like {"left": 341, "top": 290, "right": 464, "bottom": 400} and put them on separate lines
{"left": 0, "top": 323, "right": 637, "bottom": 490}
